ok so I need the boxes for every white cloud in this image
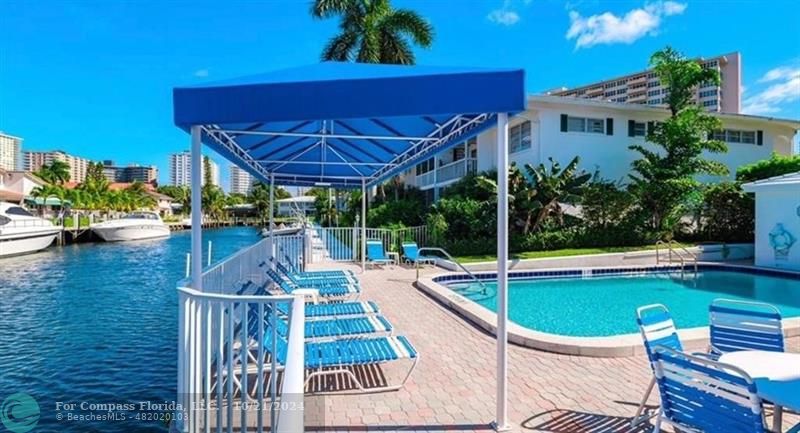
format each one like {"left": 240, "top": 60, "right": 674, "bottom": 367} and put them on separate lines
{"left": 488, "top": 0, "right": 532, "bottom": 26}
{"left": 194, "top": 69, "right": 209, "bottom": 78}
{"left": 742, "top": 65, "right": 800, "bottom": 115}
{"left": 566, "top": 1, "right": 687, "bottom": 49}
{"left": 488, "top": 9, "right": 520, "bottom": 26}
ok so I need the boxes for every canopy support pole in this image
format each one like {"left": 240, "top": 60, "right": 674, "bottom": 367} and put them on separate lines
{"left": 433, "top": 154, "right": 439, "bottom": 201}
{"left": 269, "top": 174, "right": 275, "bottom": 265}
{"left": 494, "top": 113, "right": 511, "bottom": 432}
{"left": 361, "top": 178, "right": 366, "bottom": 272}
{"left": 190, "top": 125, "right": 203, "bottom": 290}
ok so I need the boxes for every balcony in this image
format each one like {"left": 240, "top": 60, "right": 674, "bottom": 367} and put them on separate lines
{"left": 416, "top": 158, "right": 477, "bottom": 188}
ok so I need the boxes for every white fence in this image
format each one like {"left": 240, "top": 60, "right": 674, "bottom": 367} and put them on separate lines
{"left": 176, "top": 236, "right": 305, "bottom": 433}
{"left": 307, "top": 225, "right": 431, "bottom": 263}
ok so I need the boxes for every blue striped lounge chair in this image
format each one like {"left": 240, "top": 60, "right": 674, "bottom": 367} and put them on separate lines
{"left": 266, "top": 330, "right": 419, "bottom": 394}
{"left": 274, "top": 260, "right": 357, "bottom": 288}
{"left": 401, "top": 242, "right": 436, "bottom": 266}
{"left": 709, "top": 298, "right": 785, "bottom": 355}
{"left": 366, "top": 240, "right": 393, "bottom": 268}
{"left": 281, "top": 252, "right": 354, "bottom": 279}
{"left": 651, "top": 346, "right": 768, "bottom": 433}
{"left": 247, "top": 304, "right": 393, "bottom": 341}
{"left": 277, "top": 300, "right": 380, "bottom": 319}
{"left": 266, "top": 268, "right": 359, "bottom": 300}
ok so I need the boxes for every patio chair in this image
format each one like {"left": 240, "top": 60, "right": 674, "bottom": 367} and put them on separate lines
{"left": 709, "top": 298, "right": 785, "bottom": 355}
{"left": 266, "top": 268, "right": 360, "bottom": 300}
{"left": 274, "top": 259, "right": 357, "bottom": 287}
{"left": 280, "top": 251, "right": 355, "bottom": 278}
{"left": 650, "top": 345, "right": 768, "bottom": 433}
{"left": 276, "top": 299, "right": 381, "bottom": 319}
{"left": 247, "top": 303, "right": 393, "bottom": 341}
{"left": 401, "top": 242, "right": 436, "bottom": 266}
{"left": 366, "top": 240, "right": 393, "bottom": 268}
{"left": 632, "top": 304, "right": 689, "bottom": 427}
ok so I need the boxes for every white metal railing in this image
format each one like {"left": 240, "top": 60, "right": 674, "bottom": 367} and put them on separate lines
{"left": 414, "top": 158, "right": 477, "bottom": 187}
{"left": 316, "top": 226, "right": 357, "bottom": 262}
{"left": 303, "top": 225, "right": 430, "bottom": 264}
{"left": 176, "top": 236, "right": 306, "bottom": 433}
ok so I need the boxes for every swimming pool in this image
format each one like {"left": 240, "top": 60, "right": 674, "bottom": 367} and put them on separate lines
{"left": 441, "top": 266, "right": 800, "bottom": 338}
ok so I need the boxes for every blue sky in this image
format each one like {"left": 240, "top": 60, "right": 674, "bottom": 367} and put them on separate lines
{"left": 2, "top": 0, "right": 799, "bottom": 189}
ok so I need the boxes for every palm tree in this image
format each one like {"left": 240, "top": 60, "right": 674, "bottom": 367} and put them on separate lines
{"left": 36, "top": 160, "right": 71, "bottom": 185}
{"left": 312, "top": 0, "right": 434, "bottom": 64}
{"left": 524, "top": 157, "right": 592, "bottom": 232}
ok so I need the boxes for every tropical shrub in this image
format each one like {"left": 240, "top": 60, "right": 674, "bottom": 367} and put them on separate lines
{"left": 367, "top": 198, "right": 425, "bottom": 227}
{"left": 736, "top": 153, "right": 800, "bottom": 182}
{"left": 699, "top": 182, "right": 754, "bottom": 242}
{"left": 580, "top": 177, "right": 636, "bottom": 229}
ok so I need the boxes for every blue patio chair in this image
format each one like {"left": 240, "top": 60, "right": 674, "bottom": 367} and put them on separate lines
{"left": 366, "top": 239, "right": 393, "bottom": 267}
{"left": 632, "top": 304, "right": 702, "bottom": 427}
{"left": 247, "top": 304, "right": 392, "bottom": 341}
{"left": 402, "top": 242, "right": 436, "bottom": 265}
{"left": 274, "top": 259, "right": 357, "bottom": 288}
{"left": 650, "top": 345, "right": 768, "bottom": 433}
{"left": 709, "top": 298, "right": 785, "bottom": 355}
{"left": 276, "top": 300, "right": 380, "bottom": 319}
{"left": 266, "top": 268, "right": 359, "bottom": 300}
{"left": 280, "top": 251, "right": 354, "bottom": 278}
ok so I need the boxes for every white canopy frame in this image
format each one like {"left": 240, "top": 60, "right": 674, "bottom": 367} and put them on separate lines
{"left": 188, "top": 114, "right": 513, "bottom": 432}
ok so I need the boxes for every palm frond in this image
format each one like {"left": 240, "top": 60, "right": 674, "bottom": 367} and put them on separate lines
{"left": 311, "top": 0, "right": 358, "bottom": 19}
{"left": 380, "top": 9, "right": 434, "bottom": 47}
{"left": 321, "top": 31, "right": 358, "bottom": 61}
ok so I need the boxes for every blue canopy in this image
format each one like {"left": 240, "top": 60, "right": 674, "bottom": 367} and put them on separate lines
{"left": 173, "top": 62, "right": 525, "bottom": 187}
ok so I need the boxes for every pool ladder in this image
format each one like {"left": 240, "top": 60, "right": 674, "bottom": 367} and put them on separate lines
{"left": 655, "top": 240, "right": 698, "bottom": 277}
{"left": 415, "top": 247, "right": 490, "bottom": 295}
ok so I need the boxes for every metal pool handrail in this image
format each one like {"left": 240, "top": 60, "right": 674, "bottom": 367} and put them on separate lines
{"left": 655, "top": 240, "right": 698, "bottom": 276}
{"left": 415, "top": 247, "right": 489, "bottom": 294}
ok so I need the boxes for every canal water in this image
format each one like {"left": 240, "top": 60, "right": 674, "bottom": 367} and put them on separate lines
{"left": 0, "top": 227, "right": 260, "bottom": 433}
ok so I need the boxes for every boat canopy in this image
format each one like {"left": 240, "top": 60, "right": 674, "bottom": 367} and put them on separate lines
{"left": 173, "top": 62, "right": 525, "bottom": 187}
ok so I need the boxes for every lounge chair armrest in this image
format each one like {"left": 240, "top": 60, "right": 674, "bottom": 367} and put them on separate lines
{"left": 292, "top": 288, "right": 319, "bottom": 305}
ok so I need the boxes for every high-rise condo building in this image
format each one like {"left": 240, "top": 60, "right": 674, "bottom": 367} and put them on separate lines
{"left": 169, "top": 151, "right": 219, "bottom": 187}
{"left": 0, "top": 132, "right": 22, "bottom": 171}
{"left": 550, "top": 52, "right": 741, "bottom": 113}
{"left": 23, "top": 150, "right": 91, "bottom": 183}
{"left": 101, "top": 160, "right": 158, "bottom": 184}
{"left": 229, "top": 165, "right": 253, "bottom": 194}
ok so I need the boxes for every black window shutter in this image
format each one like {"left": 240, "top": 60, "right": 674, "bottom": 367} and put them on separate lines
{"left": 560, "top": 114, "right": 568, "bottom": 132}
{"left": 606, "top": 118, "right": 614, "bottom": 135}
{"left": 628, "top": 120, "right": 635, "bottom": 137}
{"left": 757, "top": 130, "right": 763, "bottom": 146}
{"left": 647, "top": 121, "right": 655, "bottom": 135}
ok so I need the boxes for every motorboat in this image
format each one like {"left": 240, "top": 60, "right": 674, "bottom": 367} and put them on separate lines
{"left": 91, "top": 211, "right": 171, "bottom": 242}
{"left": 0, "top": 202, "right": 62, "bottom": 257}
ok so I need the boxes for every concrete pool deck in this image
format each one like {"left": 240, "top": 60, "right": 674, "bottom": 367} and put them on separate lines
{"left": 303, "top": 261, "right": 799, "bottom": 433}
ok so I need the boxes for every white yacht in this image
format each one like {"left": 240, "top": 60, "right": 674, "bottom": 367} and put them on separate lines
{"left": 0, "top": 202, "right": 62, "bottom": 258}
{"left": 91, "top": 211, "right": 171, "bottom": 242}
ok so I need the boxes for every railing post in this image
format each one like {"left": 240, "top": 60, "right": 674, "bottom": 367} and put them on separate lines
{"left": 276, "top": 294, "right": 305, "bottom": 433}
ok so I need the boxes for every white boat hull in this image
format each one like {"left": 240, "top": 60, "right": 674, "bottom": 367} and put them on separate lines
{"left": 93, "top": 225, "right": 171, "bottom": 242}
{"left": 0, "top": 230, "right": 60, "bottom": 257}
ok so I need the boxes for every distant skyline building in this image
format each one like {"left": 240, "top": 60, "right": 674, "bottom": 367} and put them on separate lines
{"left": 0, "top": 132, "right": 23, "bottom": 171}
{"left": 101, "top": 160, "right": 158, "bottom": 184}
{"left": 23, "top": 150, "right": 91, "bottom": 183}
{"left": 229, "top": 165, "right": 253, "bottom": 194}
{"left": 169, "top": 151, "right": 219, "bottom": 187}
{"left": 550, "top": 52, "right": 741, "bottom": 113}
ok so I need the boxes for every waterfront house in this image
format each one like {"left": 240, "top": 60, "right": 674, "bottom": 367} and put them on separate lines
{"left": 400, "top": 95, "right": 800, "bottom": 201}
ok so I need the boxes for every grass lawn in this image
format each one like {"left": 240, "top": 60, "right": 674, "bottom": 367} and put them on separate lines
{"left": 455, "top": 243, "right": 692, "bottom": 263}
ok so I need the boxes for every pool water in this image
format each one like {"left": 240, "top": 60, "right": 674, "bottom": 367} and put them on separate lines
{"left": 0, "top": 227, "right": 259, "bottom": 432}
{"left": 449, "top": 269, "right": 800, "bottom": 337}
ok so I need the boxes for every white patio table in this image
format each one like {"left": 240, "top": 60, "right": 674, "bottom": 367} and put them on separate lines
{"left": 719, "top": 351, "right": 800, "bottom": 432}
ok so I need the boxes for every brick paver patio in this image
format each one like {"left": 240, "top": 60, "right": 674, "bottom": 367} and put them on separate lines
{"left": 304, "top": 262, "right": 799, "bottom": 433}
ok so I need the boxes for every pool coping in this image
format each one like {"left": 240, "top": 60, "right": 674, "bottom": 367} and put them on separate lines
{"left": 415, "top": 262, "right": 800, "bottom": 357}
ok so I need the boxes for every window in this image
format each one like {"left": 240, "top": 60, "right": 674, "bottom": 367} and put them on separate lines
{"left": 629, "top": 121, "right": 647, "bottom": 137}
{"left": 712, "top": 129, "right": 761, "bottom": 145}
{"left": 564, "top": 115, "right": 605, "bottom": 134}
{"left": 647, "top": 81, "right": 660, "bottom": 88}
{"left": 5, "top": 206, "right": 33, "bottom": 217}
{"left": 699, "top": 89, "right": 718, "bottom": 98}
{"left": 509, "top": 121, "right": 532, "bottom": 153}
{"left": 703, "top": 99, "right": 718, "bottom": 107}
{"left": 648, "top": 89, "right": 661, "bottom": 97}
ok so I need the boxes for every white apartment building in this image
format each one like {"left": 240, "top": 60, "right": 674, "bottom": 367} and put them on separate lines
{"left": 551, "top": 52, "right": 741, "bottom": 113}
{"left": 170, "top": 151, "right": 219, "bottom": 187}
{"left": 401, "top": 95, "right": 798, "bottom": 200}
{"left": 0, "top": 132, "right": 22, "bottom": 171}
{"left": 229, "top": 165, "right": 253, "bottom": 194}
{"left": 23, "top": 150, "right": 91, "bottom": 183}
